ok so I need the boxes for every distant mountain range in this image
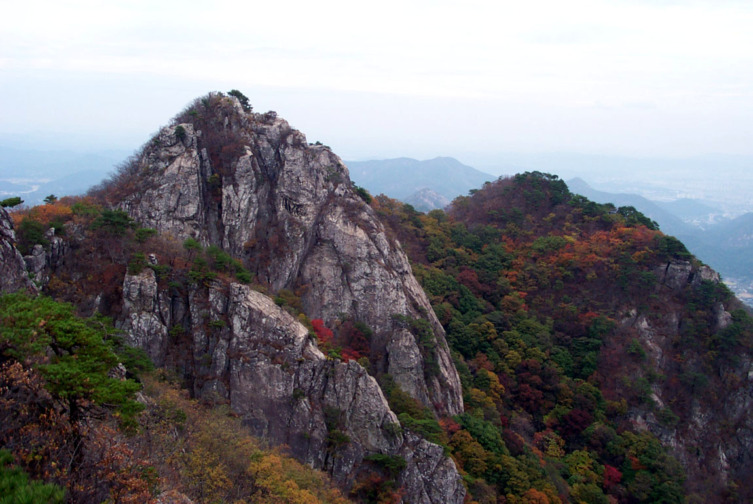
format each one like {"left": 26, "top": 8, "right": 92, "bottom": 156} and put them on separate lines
{"left": 567, "top": 177, "right": 753, "bottom": 305}
{"left": 566, "top": 177, "right": 697, "bottom": 238}
{"left": 4, "top": 145, "right": 752, "bottom": 305}
{"left": 0, "top": 146, "right": 125, "bottom": 205}
{"left": 346, "top": 157, "right": 493, "bottom": 211}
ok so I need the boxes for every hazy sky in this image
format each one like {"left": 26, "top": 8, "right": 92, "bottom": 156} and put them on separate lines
{"left": 1, "top": 0, "right": 752, "bottom": 162}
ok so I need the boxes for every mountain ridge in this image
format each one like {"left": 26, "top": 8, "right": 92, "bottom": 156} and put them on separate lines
{"left": 2, "top": 93, "right": 753, "bottom": 503}
{"left": 346, "top": 156, "right": 493, "bottom": 209}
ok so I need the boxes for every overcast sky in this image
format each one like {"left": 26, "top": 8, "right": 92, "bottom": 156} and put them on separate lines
{"left": 1, "top": 0, "right": 752, "bottom": 164}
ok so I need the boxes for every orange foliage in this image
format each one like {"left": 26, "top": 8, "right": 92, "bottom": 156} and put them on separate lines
{"left": 12, "top": 202, "right": 73, "bottom": 227}
{"left": 522, "top": 488, "right": 551, "bottom": 504}
{"left": 0, "top": 361, "right": 158, "bottom": 503}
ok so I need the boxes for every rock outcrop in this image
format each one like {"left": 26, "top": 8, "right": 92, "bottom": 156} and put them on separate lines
{"left": 117, "top": 94, "right": 463, "bottom": 417}
{"left": 24, "top": 228, "right": 68, "bottom": 288}
{"left": 655, "top": 259, "right": 720, "bottom": 292}
{"left": 617, "top": 259, "right": 753, "bottom": 497}
{"left": 119, "top": 269, "right": 464, "bottom": 503}
{"left": 0, "top": 206, "right": 36, "bottom": 294}
{"left": 109, "top": 93, "right": 466, "bottom": 503}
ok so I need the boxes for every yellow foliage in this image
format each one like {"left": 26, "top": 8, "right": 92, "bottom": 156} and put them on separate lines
{"left": 449, "top": 430, "right": 490, "bottom": 475}
{"left": 137, "top": 374, "right": 351, "bottom": 504}
{"left": 467, "top": 388, "right": 496, "bottom": 411}
{"left": 184, "top": 446, "right": 232, "bottom": 502}
{"left": 249, "top": 453, "right": 320, "bottom": 504}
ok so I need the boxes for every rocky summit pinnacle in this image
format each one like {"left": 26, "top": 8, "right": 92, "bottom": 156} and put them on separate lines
{"left": 103, "top": 92, "right": 466, "bottom": 502}
{"left": 115, "top": 92, "right": 463, "bottom": 418}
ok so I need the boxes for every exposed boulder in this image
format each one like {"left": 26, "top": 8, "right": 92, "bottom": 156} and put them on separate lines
{"left": 656, "top": 259, "right": 721, "bottom": 292}
{"left": 120, "top": 268, "right": 171, "bottom": 365}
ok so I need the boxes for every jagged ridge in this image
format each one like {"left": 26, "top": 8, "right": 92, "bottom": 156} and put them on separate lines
{"left": 106, "top": 93, "right": 462, "bottom": 418}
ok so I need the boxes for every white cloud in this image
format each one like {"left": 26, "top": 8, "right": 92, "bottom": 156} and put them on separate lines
{"left": 1, "top": 0, "right": 752, "bottom": 157}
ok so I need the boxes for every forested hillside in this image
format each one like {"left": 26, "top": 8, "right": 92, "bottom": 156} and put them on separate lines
{"left": 374, "top": 172, "right": 753, "bottom": 503}
{"left": 2, "top": 94, "right": 752, "bottom": 504}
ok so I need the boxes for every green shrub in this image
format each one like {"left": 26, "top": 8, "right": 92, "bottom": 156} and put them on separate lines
{"left": 91, "top": 209, "right": 134, "bottom": 235}
{"left": 127, "top": 252, "right": 148, "bottom": 274}
{"left": 0, "top": 450, "right": 65, "bottom": 503}
{"left": 0, "top": 197, "right": 23, "bottom": 208}
{"left": 208, "top": 319, "right": 226, "bottom": 329}
{"left": 174, "top": 125, "right": 187, "bottom": 141}
{"left": 531, "top": 234, "right": 568, "bottom": 254}
{"left": 354, "top": 185, "right": 372, "bottom": 204}
{"left": 235, "top": 269, "right": 253, "bottom": 284}
{"left": 655, "top": 235, "right": 691, "bottom": 260}
{"left": 16, "top": 218, "right": 48, "bottom": 254}
{"left": 148, "top": 263, "right": 172, "bottom": 280}
{"left": 657, "top": 407, "right": 679, "bottom": 428}
{"left": 134, "top": 227, "right": 157, "bottom": 243}
{"left": 71, "top": 200, "right": 101, "bottom": 216}
{"left": 227, "top": 89, "right": 252, "bottom": 112}
{"left": 627, "top": 339, "right": 646, "bottom": 360}
{"left": 364, "top": 453, "right": 407, "bottom": 477}
{"left": 183, "top": 237, "right": 202, "bottom": 252}
{"left": 188, "top": 258, "right": 218, "bottom": 286}
{"left": 0, "top": 293, "right": 144, "bottom": 426}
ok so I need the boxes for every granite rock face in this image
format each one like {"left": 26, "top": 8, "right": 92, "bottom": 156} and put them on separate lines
{"left": 118, "top": 94, "right": 463, "bottom": 418}
{"left": 0, "top": 206, "right": 36, "bottom": 294}
{"left": 620, "top": 259, "right": 752, "bottom": 496}
{"left": 655, "top": 259, "right": 720, "bottom": 292}
{"left": 118, "top": 273, "right": 464, "bottom": 503}
{"left": 113, "top": 94, "right": 466, "bottom": 503}
{"left": 23, "top": 228, "right": 68, "bottom": 288}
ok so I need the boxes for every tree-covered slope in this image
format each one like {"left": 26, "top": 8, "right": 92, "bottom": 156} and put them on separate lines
{"left": 374, "top": 172, "right": 753, "bottom": 504}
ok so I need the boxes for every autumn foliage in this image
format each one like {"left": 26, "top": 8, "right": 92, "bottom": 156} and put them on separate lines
{"left": 372, "top": 172, "right": 746, "bottom": 503}
{"left": 312, "top": 318, "right": 371, "bottom": 362}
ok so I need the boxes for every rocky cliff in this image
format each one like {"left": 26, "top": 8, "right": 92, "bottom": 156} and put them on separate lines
{"left": 0, "top": 206, "right": 36, "bottom": 294}
{"left": 112, "top": 93, "right": 462, "bottom": 418}
{"left": 613, "top": 259, "right": 753, "bottom": 497}
{"left": 120, "top": 268, "right": 464, "bottom": 502}
{"left": 95, "top": 93, "right": 466, "bottom": 502}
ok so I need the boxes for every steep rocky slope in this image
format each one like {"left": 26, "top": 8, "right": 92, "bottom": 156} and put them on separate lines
{"left": 108, "top": 94, "right": 462, "bottom": 417}
{"left": 68, "top": 92, "right": 465, "bottom": 501}
{"left": 11, "top": 94, "right": 753, "bottom": 502}
{"left": 0, "top": 206, "right": 36, "bottom": 294}
{"left": 616, "top": 259, "right": 753, "bottom": 498}
{"left": 120, "top": 269, "right": 463, "bottom": 502}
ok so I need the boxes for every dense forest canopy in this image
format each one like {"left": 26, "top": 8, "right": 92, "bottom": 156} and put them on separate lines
{"left": 373, "top": 172, "right": 752, "bottom": 503}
